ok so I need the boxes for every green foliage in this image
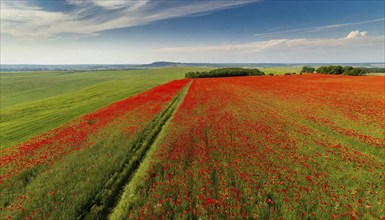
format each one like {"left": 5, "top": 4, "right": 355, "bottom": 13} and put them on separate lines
{"left": 301, "top": 66, "right": 315, "bottom": 73}
{"left": 343, "top": 66, "right": 354, "bottom": 73}
{"left": 185, "top": 68, "right": 265, "bottom": 78}
{"left": 313, "top": 65, "right": 368, "bottom": 76}
{"left": 364, "top": 67, "right": 385, "bottom": 73}
{"left": 330, "top": 65, "right": 344, "bottom": 74}
{"left": 344, "top": 68, "right": 366, "bottom": 76}
{"left": 315, "top": 66, "right": 328, "bottom": 74}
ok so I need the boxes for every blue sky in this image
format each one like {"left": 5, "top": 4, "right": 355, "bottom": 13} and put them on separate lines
{"left": 1, "top": 0, "right": 384, "bottom": 64}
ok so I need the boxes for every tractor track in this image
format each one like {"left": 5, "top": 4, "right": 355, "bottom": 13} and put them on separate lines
{"left": 76, "top": 82, "right": 191, "bottom": 220}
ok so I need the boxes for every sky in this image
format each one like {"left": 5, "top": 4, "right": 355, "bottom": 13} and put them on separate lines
{"left": 0, "top": 0, "right": 384, "bottom": 64}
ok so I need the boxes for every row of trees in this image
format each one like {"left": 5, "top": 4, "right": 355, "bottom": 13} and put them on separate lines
{"left": 301, "top": 65, "right": 385, "bottom": 76}
{"left": 185, "top": 68, "right": 265, "bottom": 78}
{"left": 364, "top": 67, "right": 385, "bottom": 73}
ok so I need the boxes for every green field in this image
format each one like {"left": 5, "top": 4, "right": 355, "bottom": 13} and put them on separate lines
{"left": 259, "top": 67, "right": 301, "bottom": 75}
{"left": 0, "top": 68, "right": 208, "bottom": 149}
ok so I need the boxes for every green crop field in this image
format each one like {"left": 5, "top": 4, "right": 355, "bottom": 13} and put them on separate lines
{"left": 259, "top": 67, "right": 301, "bottom": 75}
{"left": 0, "top": 67, "right": 209, "bottom": 149}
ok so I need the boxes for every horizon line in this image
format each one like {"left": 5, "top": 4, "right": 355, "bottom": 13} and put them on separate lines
{"left": 1, "top": 62, "right": 384, "bottom": 66}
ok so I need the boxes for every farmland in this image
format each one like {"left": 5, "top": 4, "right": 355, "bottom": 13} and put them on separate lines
{"left": 0, "top": 78, "right": 191, "bottom": 219}
{"left": 1, "top": 71, "right": 384, "bottom": 219}
{"left": 112, "top": 74, "right": 385, "bottom": 219}
{"left": 0, "top": 68, "right": 208, "bottom": 149}
{"left": 259, "top": 67, "right": 301, "bottom": 75}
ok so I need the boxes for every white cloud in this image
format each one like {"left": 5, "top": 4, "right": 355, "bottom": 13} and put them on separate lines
{"left": 2, "top": 32, "right": 384, "bottom": 64}
{"left": 0, "top": 0, "right": 257, "bottom": 38}
{"left": 345, "top": 30, "right": 367, "bottom": 39}
{"left": 155, "top": 32, "right": 384, "bottom": 63}
{"left": 1, "top": 5, "right": 70, "bottom": 38}
{"left": 254, "top": 18, "right": 385, "bottom": 38}
{"left": 160, "top": 32, "right": 382, "bottom": 53}
{"left": 91, "top": 0, "right": 140, "bottom": 9}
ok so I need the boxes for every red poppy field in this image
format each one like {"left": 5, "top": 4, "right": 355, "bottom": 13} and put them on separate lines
{"left": 1, "top": 74, "right": 384, "bottom": 219}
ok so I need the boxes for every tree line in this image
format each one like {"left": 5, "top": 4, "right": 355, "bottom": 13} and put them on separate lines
{"left": 185, "top": 68, "right": 265, "bottom": 78}
{"left": 301, "top": 66, "right": 385, "bottom": 76}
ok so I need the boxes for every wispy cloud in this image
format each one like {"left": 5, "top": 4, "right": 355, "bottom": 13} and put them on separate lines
{"left": 88, "top": 0, "right": 147, "bottom": 10}
{"left": 254, "top": 18, "right": 385, "bottom": 38}
{"left": 2, "top": 30, "right": 383, "bottom": 64}
{"left": 0, "top": 0, "right": 257, "bottom": 38}
{"left": 162, "top": 31, "right": 383, "bottom": 53}
{"left": 157, "top": 31, "right": 384, "bottom": 62}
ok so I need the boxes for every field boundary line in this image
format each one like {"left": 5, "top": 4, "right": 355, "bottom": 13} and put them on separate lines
{"left": 108, "top": 81, "right": 191, "bottom": 219}
{"left": 77, "top": 81, "right": 192, "bottom": 220}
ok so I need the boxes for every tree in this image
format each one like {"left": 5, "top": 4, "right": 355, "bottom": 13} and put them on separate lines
{"left": 344, "top": 68, "right": 366, "bottom": 76}
{"left": 316, "top": 66, "right": 330, "bottom": 74}
{"left": 343, "top": 66, "right": 353, "bottom": 73}
{"left": 315, "top": 65, "right": 367, "bottom": 76}
{"left": 301, "top": 66, "right": 315, "bottom": 73}
{"left": 330, "top": 65, "right": 344, "bottom": 74}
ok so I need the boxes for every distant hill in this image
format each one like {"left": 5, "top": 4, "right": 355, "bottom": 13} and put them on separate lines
{"left": 143, "top": 61, "right": 183, "bottom": 67}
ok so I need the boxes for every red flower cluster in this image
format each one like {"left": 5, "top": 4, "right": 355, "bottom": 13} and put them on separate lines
{"left": 0, "top": 79, "right": 190, "bottom": 219}
{"left": 129, "top": 74, "right": 385, "bottom": 219}
{"left": 1, "top": 79, "right": 190, "bottom": 181}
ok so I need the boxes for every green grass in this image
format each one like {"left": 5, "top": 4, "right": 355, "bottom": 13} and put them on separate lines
{"left": 259, "top": 67, "right": 301, "bottom": 75}
{"left": 109, "top": 83, "right": 190, "bottom": 220}
{"left": 1, "top": 71, "right": 128, "bottom": 108}
{"left": 0, "top": 68, "right": 208, "bottom": 149}
{"left": 365, "top": 72, "right": 385, "bottom": 76}
{"left": 83, "top": 83, "right": 190, "bottom": 220}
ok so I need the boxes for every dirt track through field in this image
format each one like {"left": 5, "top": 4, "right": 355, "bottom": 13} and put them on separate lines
{"left": 79, "top": 83, "right": 191, "bottom": 219}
